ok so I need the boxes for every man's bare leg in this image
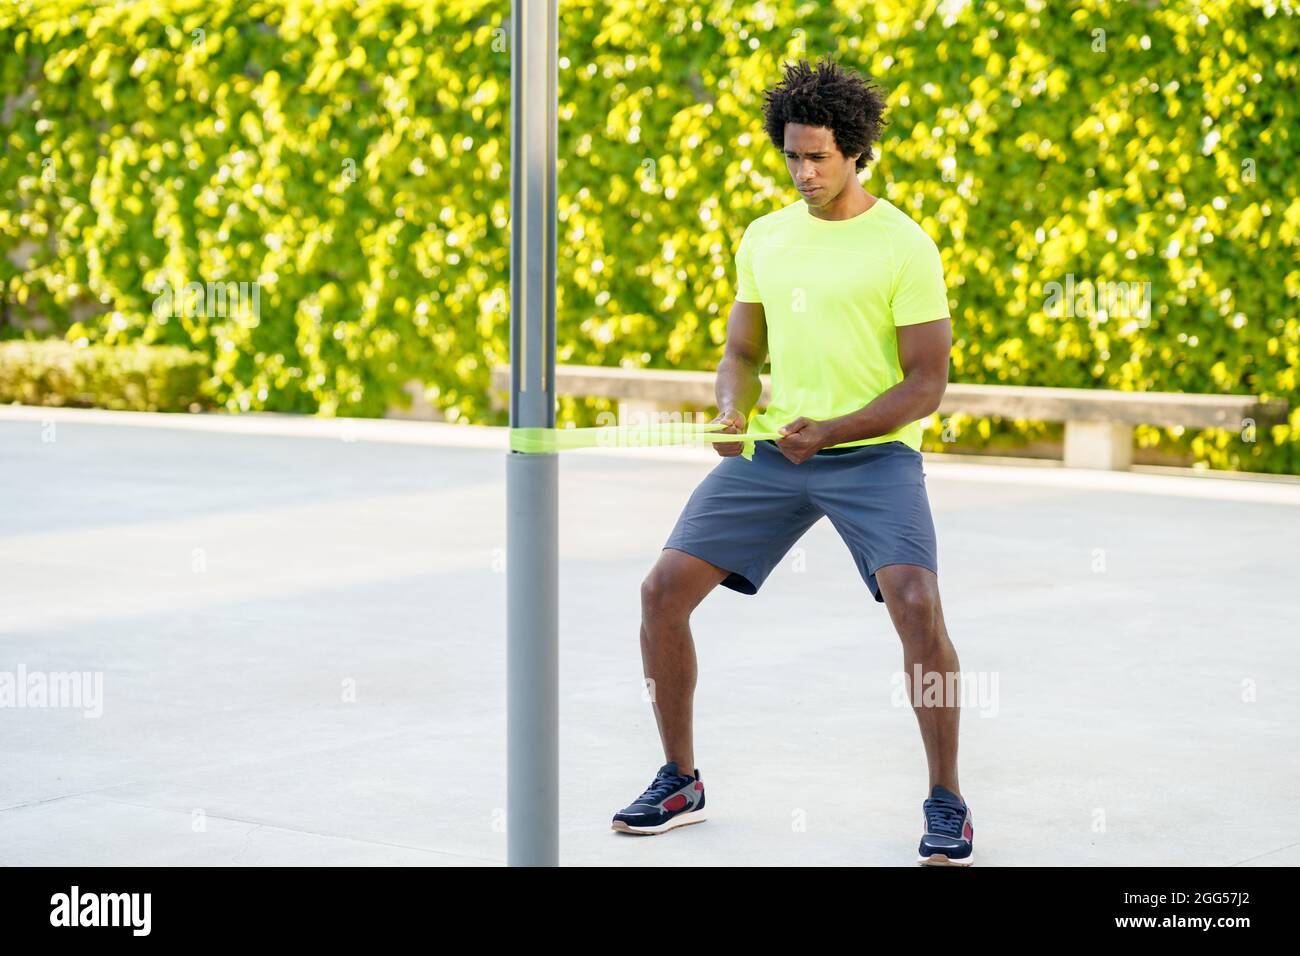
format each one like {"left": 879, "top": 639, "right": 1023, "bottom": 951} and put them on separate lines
{"left": 639, "top": 548, "right": 729, "bottom": 773}
{"left": 876, "top": 563, "right": 962, "bottom": 800}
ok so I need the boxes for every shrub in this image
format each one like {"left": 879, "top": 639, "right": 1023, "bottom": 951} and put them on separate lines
{"left": 0, "top": 340, "right": 211, "bottom": 411}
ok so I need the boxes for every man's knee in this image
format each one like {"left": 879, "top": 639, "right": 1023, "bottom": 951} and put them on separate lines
{"left": 880, "top": 566, "right": 942, "bottom": 642}
{"left": 641, "top": 551, "right": 721, "bottom": 623}
{"left": 641, "top": 568, "right": 689, "bottom": 623}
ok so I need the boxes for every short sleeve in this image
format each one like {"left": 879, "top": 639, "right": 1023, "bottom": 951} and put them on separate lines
{"left": 734, "top": 224, "right": 762, "bottom": 303}
{"left": 891, "top": 228, "right": 950, "bottom": 327}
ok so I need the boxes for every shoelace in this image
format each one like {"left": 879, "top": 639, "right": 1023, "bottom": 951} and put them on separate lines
{"left": 635, "top": 771, "right": 688, "bottom": 805}
{"left": 923, "top": 798, "right": 966, "bottom": 837}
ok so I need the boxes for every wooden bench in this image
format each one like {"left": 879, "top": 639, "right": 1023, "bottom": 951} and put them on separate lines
{"left": 488, "top": 364, "right": 1288, "bottom": 470}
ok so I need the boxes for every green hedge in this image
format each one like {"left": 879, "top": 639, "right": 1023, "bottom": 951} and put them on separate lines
{"left": 0, "top": 340, "right": 211, "bottom": 411}
{"left": 1, "top": 0, "right": 1297, "bottom": 471}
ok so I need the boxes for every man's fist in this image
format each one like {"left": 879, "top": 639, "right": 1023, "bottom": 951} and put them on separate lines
{"left": 776, "top": 417, "right": 830, "bottom": 464}
{"left": 708, "top": 407, "right": 748, "bottom": 457}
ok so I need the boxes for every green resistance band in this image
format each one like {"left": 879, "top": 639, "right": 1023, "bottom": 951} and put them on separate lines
{"left": 509, "top": 421, "right": 787, "bottom": 455}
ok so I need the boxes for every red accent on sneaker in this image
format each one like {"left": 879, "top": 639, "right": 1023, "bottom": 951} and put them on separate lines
{"left": 663, "top": 794, "right": 688, "bottom": 812}
{"left": 963, "top": 820, "right": 973, "bottom": 840}
{"left": 694, "top": 782, "right": 704, "bottom": 791}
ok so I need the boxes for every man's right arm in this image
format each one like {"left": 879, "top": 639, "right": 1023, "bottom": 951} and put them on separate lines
{"left": 710, "top": 300, "right": 768, "bottom": 457}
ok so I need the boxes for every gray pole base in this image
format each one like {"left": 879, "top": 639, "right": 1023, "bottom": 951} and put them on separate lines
{"left": 506, "top": 449, "right": 559, "bottom": 866}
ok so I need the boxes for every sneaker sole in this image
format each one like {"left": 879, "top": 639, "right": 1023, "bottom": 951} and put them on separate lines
{"left": 611, "top": 810, "right": 707, "bottom": 836}
{"left": 918, "top": 851, "right": 974, "bottom": 866}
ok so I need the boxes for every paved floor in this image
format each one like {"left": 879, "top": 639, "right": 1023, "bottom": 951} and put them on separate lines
{"left": 1, "top": 409, "right": 1297, "bottom": 866}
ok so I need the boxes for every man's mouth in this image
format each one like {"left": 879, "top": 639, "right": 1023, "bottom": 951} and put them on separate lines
{"left": 799, "top": 186, "right": 819, "bottom": 195}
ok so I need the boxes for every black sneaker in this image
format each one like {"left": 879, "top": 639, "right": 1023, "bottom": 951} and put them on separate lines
{"left": 611, "top": 762, "right": 707, "bottom": 835}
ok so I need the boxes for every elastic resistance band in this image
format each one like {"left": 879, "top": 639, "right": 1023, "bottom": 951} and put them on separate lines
{"left": 509, "top": 421, "right": 787, "bottom": 454}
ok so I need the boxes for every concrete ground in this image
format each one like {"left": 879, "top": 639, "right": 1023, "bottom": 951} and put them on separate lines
{"left": 1, "top": 406, "right": 1297, "bottom": 866}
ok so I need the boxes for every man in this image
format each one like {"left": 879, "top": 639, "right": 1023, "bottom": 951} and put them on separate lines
{"left": 610, "top": 57, "right": 974, "bottom": 866}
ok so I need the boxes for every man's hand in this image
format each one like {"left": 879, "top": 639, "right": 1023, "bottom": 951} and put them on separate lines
{"left": 708, "top": 407, "right": 748, "bottom": 457}
{"left": 776, "top": 417, "right": 831, "bottom": 464}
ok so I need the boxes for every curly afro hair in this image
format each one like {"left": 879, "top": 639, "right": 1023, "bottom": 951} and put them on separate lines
{"left": 760, "top": 56, "right": 890, "bottom": 172}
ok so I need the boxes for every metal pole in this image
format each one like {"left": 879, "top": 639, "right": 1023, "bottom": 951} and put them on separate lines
{"left": 507, "top": 0, "right": 559, "bottom": 867}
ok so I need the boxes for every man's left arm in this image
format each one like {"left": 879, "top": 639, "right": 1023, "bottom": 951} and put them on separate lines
{"left": 776, "top": 318, "right": 951, "bottom": 463}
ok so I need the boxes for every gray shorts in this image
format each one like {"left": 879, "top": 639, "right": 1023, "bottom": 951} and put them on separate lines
{"left": 663, "top": 439, "right": 938, "bottom": 603}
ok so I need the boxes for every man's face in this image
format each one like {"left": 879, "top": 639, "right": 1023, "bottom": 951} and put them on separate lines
{"left": 782, "top": 123, "right": 859, "bottom": 207}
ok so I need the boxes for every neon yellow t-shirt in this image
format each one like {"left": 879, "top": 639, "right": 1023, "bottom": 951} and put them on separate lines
{"left": 733, "top": 196, "right": 950, "bottom": 459}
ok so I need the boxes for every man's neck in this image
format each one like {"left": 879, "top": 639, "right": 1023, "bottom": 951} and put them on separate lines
{"left": 809, "top": 182, "right": 877, "bottom": 221}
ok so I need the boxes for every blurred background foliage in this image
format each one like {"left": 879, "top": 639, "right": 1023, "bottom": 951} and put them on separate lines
{"left": 1, "top": 0, "right": 1297, "bottom": 470}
